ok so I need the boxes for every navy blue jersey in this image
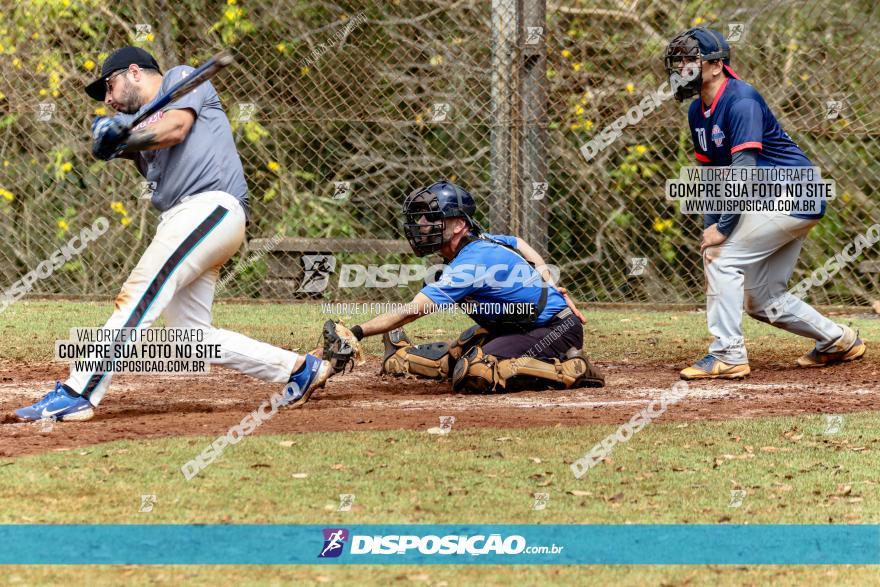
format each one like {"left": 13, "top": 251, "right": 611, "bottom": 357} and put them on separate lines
{"left": 688, "top": 78, "right": 822, "bottom": 220}
{"left": 420, "top": 234, "right": 568, "bottom": 326}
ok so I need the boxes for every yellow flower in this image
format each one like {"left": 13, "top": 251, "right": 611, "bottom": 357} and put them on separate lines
{"left": 561, "top": 49, "right": 571, "bottom": 59}
{"left": 572, "top": 62, "right": 582, "bottom": 72}
{"left": 799, "top": 74, "right": 810, "bottom": 81}
{"left": 227, "top": 0, "right": 237, "bottom": 4}
{"left": 692, "top": 16, "right": 704, "bottom": 26}
{"left": 224, "top": 8, "right": 236, "bottom": 21}
{"left": 84, "top": 59, "right": 96, "bottom": 71}
{"left": 146, "top": 33, "right": 155, "bottom": 42}
{"left": 267, "top": 161, "right": 281, "bottom": 172}
{"left": 276, "top": 42, "right": 287, "bottom": 53}
{"left": 121, "top": 217, "right": 131, "bottom": 226}
{"left": 61, "top": 162, "right": 73, "bottom": 173}
{"left": 110, "top": 201, "right": 125, "bottom": 214}
{"left": 12, "top": 58, "right": 21, "bottom": 68}
{"left": 31, "top": 32, "right": 40, "bottom": 40}
{"left": 583, "top": 120, "right": 593, "bottom": 131}
{"left": 635, "top": 144, "right": 647, "bottom": 155}
{"left": 57, "top": 219, "right": 69, "bottom": 231}
{"left": 570, "top": 122, "right": 581, "bottom": 131}
{"left": 0, "top": 188, "right": 13, "bottom": 201}
{"left": 51, "top": 90, "right": 59, "bottom": 98}
{"left": 842, "top": 193, "right": 852, "bottom": 204}
{"left": 430, "top": 55, "right": 444, "bottom": 66}
{"left": 38, "top": 89, "right": 47, "bottom": 96}
{"left": 94, "top": 106, "right": 107, "bottom": 116}
{"left": 653, "top": 217, "right": 674, "bottom": 233}
{"left": 625, "top": 83, "right": 635, "bottom": 93}
{"left": 575, "top": 105, "right": 585, "bottom": 116}
{"left": 300, "top": 66, "right": 310, "bottom": 77}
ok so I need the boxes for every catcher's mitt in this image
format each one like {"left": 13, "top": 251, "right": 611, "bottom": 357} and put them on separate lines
{"left": 321, "top": 320, "right": 363, "bottom": 373}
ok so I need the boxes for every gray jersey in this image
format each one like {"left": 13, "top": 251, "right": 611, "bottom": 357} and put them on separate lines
{"left": 115, "top": 65, "right": 249, "bottom": 216}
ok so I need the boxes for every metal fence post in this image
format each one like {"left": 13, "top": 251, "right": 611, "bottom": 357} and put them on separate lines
{"left": 519, "top": 0, "right": 549, "bottom": 258}
{"left": 491, "top": 0, "right": 548, "bottom": 257}
{"left": 490, "top": 0, "right": 517, "bottom": 235}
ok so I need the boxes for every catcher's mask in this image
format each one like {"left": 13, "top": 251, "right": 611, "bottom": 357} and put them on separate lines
{"left": 402, "top": 181, "right": 478, "bottom": 256}
{"left": 664, "top": 27, "right": 740, "bottom": 102}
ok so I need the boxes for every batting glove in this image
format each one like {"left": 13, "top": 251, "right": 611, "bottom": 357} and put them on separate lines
{"left": 91, "top": 116, "right": 131, "bottom": 161}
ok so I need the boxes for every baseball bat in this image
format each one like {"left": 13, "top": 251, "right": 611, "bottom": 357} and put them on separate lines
{"left": 128, "top": 50, "right": 234, "bottom": 128}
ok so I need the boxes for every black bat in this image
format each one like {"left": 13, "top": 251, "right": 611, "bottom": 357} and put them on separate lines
{"left": 128, "top": 50, "right": 234, "bottom": 128}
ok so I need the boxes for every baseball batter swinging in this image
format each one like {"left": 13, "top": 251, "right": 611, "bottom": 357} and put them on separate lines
{"left": 16, "top": 47, "right": 333, "bottom": 421}
{"left": 321, "top": 181, "right": 605, "bottom": 395}
{"left": 665, "top": 28, "right": 866, "bottom": 380}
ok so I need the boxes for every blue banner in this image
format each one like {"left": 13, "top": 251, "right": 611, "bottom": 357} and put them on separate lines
{"left": 0, "top": 525, "right": 877, "bottom": 564}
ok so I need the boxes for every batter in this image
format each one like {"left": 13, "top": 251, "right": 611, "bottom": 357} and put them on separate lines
{"left": 16, "top": 47, "right": 332, "bottom": 421}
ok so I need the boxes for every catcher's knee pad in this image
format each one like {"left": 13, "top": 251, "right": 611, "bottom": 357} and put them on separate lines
{"left": 452, "top": 346, "right": 502, "bottom": 393}
{"left": 383, "top": 338, "right": 452, "bottom": 380}
{"left": 449, "top": 325, "right": 491, "bottom": 361}
{"left": 452, "top": 347, "right": 605, "bottom": 393}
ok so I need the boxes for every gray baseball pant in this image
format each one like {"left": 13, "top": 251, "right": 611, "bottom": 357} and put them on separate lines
{"left": 703, "top": 212, "right": 844, "bottom": 364}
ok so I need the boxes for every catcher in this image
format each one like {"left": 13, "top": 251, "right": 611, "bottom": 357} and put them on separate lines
{"left": 318, "top": 181, "right": 604, "bottom": 398}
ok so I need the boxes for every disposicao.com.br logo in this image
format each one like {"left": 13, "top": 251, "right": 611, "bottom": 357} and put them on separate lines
{"left": 318, "top": 528, "right": 563, "bottom": 558}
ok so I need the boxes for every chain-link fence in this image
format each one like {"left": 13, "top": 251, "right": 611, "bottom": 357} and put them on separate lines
{"left": 1, "top": 0, "right": 878, "bottom": 307}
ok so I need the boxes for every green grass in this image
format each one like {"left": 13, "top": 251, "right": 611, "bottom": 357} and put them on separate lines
{"left": 4, "top": 563, "right": 880, "bottom": 587}
{"left": 1, "top": 300, "right": 878, "bottom": 365}
{"left": 1, "top": 414, "right": 878, "bottom": 524}
{"left": 1, "top": 300, "right": 878, "bottom": 584}
{"left": 1, "top": 416, "right": 879, "bottom": 584}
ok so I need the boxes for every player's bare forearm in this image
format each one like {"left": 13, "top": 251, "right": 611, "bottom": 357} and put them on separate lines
{"left": 357, "top": 293, "right": 437, "bottom": 338}
{"left": 123, "top": 109, "right": 195, "bottom": 153}
{"left": 514, "top": 238, "right": 555, "bottom": 286}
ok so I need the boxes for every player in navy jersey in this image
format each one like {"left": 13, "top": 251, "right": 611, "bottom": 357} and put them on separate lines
{"left": 665, "top": 27, "right": 864, "bottom": 380}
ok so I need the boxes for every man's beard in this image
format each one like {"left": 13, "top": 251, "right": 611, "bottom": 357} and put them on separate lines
{"left": 116, "top": 80, "right": 142, "bottom": 114}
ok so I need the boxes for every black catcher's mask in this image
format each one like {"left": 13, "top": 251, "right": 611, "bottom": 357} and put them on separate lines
{"left": 665, "top": 27, "right": 733, "bottom": 102}
{"left": 402, "top": 181, "right": 477, "bottom": 257}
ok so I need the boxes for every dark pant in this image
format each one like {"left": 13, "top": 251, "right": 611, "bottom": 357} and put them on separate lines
{"left": 481, "top": 314, "right": 583, "bottom": 360}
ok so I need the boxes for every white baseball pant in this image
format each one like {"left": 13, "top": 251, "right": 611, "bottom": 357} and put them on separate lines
{"left": 65, "top": 191, "right": 300, "bottom": 406}
{"left": 703, "top": 211, "right": 845, "bottom": 365}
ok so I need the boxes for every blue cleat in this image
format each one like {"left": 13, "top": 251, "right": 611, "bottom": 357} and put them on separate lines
{"left": 283, "top": 353, "right": 332, "bottom": 408}
{"left": 15, "top": 382, "right": 95, "bottom": 422}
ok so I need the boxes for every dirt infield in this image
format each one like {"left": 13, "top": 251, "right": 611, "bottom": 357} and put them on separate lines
{"left": 0, "top": 355, "right": 877, "bottom": 458}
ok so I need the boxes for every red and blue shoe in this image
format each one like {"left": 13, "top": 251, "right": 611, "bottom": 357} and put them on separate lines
{"left": 283, "top": 353, "right": 332, "bottom": 408}
{"left": 15, "top": 382, "right": 94, "bottom": 422}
